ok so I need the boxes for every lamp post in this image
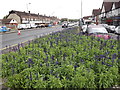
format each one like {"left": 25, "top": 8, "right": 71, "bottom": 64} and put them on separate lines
{"left": 26, "top": 3, "right": 31, "bottom": 24}
{"left": 26, "top": 3, "right": 31, "bottom": 12}
{"left": 81, "top": 0, "right": 82, "bottom": 18}
{"left": 79, "top": 0, "right": 83, "bottom": 32}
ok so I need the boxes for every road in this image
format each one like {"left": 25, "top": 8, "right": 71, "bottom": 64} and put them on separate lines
{"left": 0, "top": 25, "right": 63, "bottom": 49}
{"left": 0, "top": 25, "right": 119, "bottom": 50}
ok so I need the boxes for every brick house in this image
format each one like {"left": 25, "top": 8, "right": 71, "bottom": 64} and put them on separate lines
{"left": 2, "top": 19, "right": 18, "bottom": 29}
{"left": 100, "top": 1, "right": 120, "bottom": 26}
{"left": 111, "top": 1, "right": 120, "bottom": 26}
{"left": 92, "top": 9, "right": 101, "bottom": 24}
{"left": 6, "top": 10, "right": 59, "bottom": 25}
{"left": 83, "top": 16, "right": 93, "bottom": 24}
{"left": 100, "top": 2, "right": 113, "bottom": 24}
{"left": 0, "top": 19, "right": 2, "bottom": 26}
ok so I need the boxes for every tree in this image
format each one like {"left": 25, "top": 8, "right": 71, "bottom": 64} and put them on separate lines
{"left": 3, "top": 15, "right": 8, "bottom": 19}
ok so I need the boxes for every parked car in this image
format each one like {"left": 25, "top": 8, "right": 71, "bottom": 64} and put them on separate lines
{"left": 62, "top": 23, "right": 68, "bottom": 28}
{"left": 99, "top": 24, "right": 108, "bottom": 28}
{"left": 0, "top": 26, "right": 10, "bottom": 32}
{"left": 86, "top": 25, "right": 111, "bottom": 40}
{"left": 25, "top": 24, "right": 31, "bottom": 29}
{"left": 106, "top": 25, "right": 116, "bottom": 33}
{"left": 82, "top": 24, "right": 88, "bottom": 33}
{"left": 17, "top": 24, "right": 27, "bottom": 30}
{"left": 115, "top": 26, "right": 120, "bottom": 35}
{"left": 30, "top": 24, "right": 37, "bottom": 28}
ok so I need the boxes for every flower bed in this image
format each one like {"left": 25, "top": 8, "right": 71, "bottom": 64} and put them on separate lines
{"left": 1, "top": 28, "right": 120, "bottom": 88}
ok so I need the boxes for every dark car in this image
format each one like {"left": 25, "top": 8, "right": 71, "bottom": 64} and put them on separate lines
{"left": 62, "top": 23, "right": 68, "bottom": 28}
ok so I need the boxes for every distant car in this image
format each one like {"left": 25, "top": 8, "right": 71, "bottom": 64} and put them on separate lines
{"left": 82, "top": 24, "right": 88, "bottom": 33}
{"left": 31, "top": 24, "right": 37, "bottom": 28}
{"left": 62, "top": 23, "right": 68, "bottom": 28}
{"left": 17, "top": 24, "right": 27, "bottom": 30}
{"left": 86, "top": 25, "right": 111, "bottom": 39}
{"left": 115, "top": 26, "right": 120, "bottom": 34}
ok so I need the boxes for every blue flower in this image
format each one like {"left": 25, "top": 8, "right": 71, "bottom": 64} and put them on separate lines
{"left": 99, "top": 55, "right": 106, "bottom": 59}
{"left": 106, "top": 64, "right": 112, "bottom": 67}
{"left": 28, "top": 58, "right": 34, "bottom": 64}
{"left": 105, "top": 51, "right": 110, "bottom": 55}
{"left": 74, "top": 65, "right": 77, "bottom": 69}
{"left": 26, "top": 58, "right": 34, "bottom": 67}
{"left": 110, "top": 45, "right": 114, "bottom": 49}
{"left": 51, "top": 55, "right": 55, "bottom": 60}
{"left": 102, "top": 62, "right": 105, "bottom": 65}
{"left": 80, "top": 59, "right": 84, "bottom": 63}
{"left": 40, "top": 64, "right": 42, "bottom": 67}
{"left": 55, "top": 61, "right": 59, "bottom": 65}
{"left": 112, "top": 53, "right": 117, "bottom": 60}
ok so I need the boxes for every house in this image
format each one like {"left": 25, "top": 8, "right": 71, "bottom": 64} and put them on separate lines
{"left": 92, "top": 9, "right": 101, "bottom": 24}
{"left": 2, "top": 19, "right": 18, "bottom": 29}
{"left": 100, "top": 2, "right": 113, "bottom": 24}
{"left": 6, "top": 10, "right": 59, "bottom": 26}
{"left": 100, "top": 1, "right": 120, "bottom": 26}
{"left": 82, "top": 16, "right": 93, "bottom": 24}
{"left": 112, "top": 1, "right": 120, "bottom": 26}
{"left": 0, "top": 19, "right": 2, "bottom": 26}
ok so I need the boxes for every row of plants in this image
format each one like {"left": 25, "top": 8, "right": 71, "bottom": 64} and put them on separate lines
{"left": 1, "top": 28, "right": 120, "bottom": 88}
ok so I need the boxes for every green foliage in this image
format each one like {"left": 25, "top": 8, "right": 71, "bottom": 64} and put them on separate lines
{"left": 1, "top": 28, "right": 120, "bottom": 88}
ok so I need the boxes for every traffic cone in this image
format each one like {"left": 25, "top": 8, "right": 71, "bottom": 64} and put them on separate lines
{"left": 18, "top": 30, "right": 21, "bottom": 35}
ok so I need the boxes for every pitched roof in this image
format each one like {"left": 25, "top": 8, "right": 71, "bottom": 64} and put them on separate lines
{"left": 83, "top": 15, "right": 92, "bottom": 19}
{"left": 102, "top": 2, "right": 113, "bottom": 12}
{"left": 115, "top": 1, "right": 120, "bottom": 9}
{"left": 9, "top": 10, "right": 33, "bottom": 18}
{"left": 9, "top": 10, "right": 59, "bottom": 20}
{"left": 92, "top": 9, "right": 101, "bottom": 16}
{"left": 2, "top": 19, "right": 13, "bottom": 24}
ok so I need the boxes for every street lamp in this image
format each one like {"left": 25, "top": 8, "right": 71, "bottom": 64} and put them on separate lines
{"left": 81, "top": 0, "right": 82, "bottom": 18}
{"left": 79, "top": 0, "right": 83, "bottom": 31}
{"left": 26, "top": 3, "right": 31, "bottom": 12}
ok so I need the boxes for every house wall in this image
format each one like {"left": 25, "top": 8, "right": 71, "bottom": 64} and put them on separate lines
{"left": 0, "top": 20, "right": 2, "bottom": 26}
{"left": 7, "top": 14, "right": 21, "bottom": 24}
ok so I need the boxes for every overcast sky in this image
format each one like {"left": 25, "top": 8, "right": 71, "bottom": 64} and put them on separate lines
{"left": 0, "top": 0, "right": 104, "bottom": 19}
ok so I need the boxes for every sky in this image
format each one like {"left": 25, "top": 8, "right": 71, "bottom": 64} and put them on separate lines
{"left": 0, "top": 0, "right": 104, "bottom": 19}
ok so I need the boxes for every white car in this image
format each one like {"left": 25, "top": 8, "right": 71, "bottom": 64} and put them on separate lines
{"left": 86, "top": 25, "right": 111, "bottom": 39}
{"left": 82, "top": 25, "right": 88, "bottom": 32}
{"left": 115, "top": 26, "right": 120, "bottom": 34}
{"left": 99, "top": 24, "right": 108, "bottom": 28}
{"left": 17, "top": 24, "right": 27, "bottom": 30}
{"left": 108, "top": 25, "right": 116, "bottom": 31}
{"left": 87, "top": 25, "right": 108, "bottom": 34}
